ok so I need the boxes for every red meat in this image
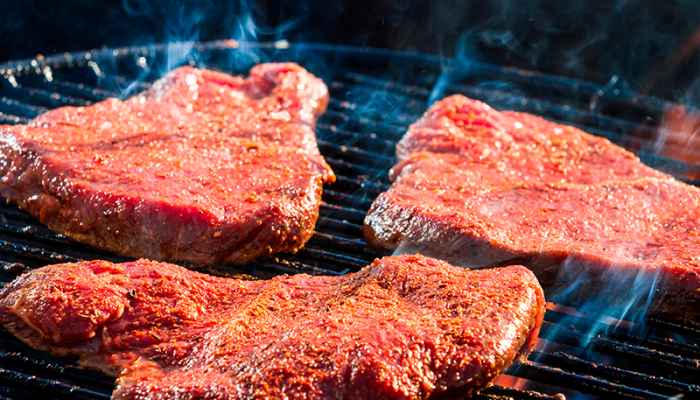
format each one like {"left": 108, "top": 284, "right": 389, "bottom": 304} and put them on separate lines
{"left": 364, "top": 94, "right": 700, "bottom": 326}
{"left": 0, "top": 63, "right": 334, "bottom": 264}
{"left": 0, "top": 255, "right": 545, "bottom": 399}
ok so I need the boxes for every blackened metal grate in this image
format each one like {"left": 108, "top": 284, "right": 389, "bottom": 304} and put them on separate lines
{"left": 0, "top": 41, "right": 698, "bottom": 399}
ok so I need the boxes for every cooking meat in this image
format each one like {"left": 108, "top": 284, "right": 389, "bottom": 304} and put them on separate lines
{"left": 364, "top": 94, "right": 700, "bottom": 326}
{"left": 0, "top": 255, "right": 545, "bottom": 400}
{"left": 0, "top": 63, "right": 334, "bottom": 265}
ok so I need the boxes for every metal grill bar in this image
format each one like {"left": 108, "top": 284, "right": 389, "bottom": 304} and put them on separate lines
{"left": 0, "top": 369, "right": 111, "bottom": 400}
{"left": 545, "top": 310, "right": 700, "bottom": 359}
{"left": 0, "top": 85, "right": 88, "bottom": 108}
{"left": 539, "top": 322, "right": 700, "bottom": 378}
{"left": 649, "top": 317, "right": 700, "bottom": 338}
{"left": 322, "top": 108, "right": 406, "bottom": 139}
{"left": 245, "top": 259, "right": 345, "bottom": 278}
{"left": 342, "top": 72, "right": 433, "bottom": 99}
{"left": 0, "top": 113, "right": 27, "bottom": 124}
{"left": 317, "top": 139, "right": 394, "bottom": 167}
{"left": 529, "top": 350, "right": 700, "bottom": 396}
{"left": 0, "top": 223, "right": 73, "bottom": 245}
{"left": 0, "top": 97, "right": 46, "bottom": 119}
{"left": 320, "top": 189, "right": 374, "bottom": 210}
{"left": 479, "top": 386, "right": 566, "bottom": 400}
{"left": 315, "top": 216, "right": 364, "bottom": 237}
{"left": 32, "top": 80, "right": 113, "bottom": 102}
{"left": 316, "top": 126, "right": 397, "bottom": 155}
{"left": 293, "top": 247, "right": 367, "bottom": 269}
{"left": 0, "top": 241, "right": 79, "bottom": 265}
{"left": 327, "top": 85, "right": 426, "bottom": 124}
{"left": 511, "top": 361, "right": 671, "bottom": 400}
{"left": 319, "top": 204, "right": 367, "bottom": 223}
{"left": 322, "top": 158, "right": 388, "bottom": 184}
{"left": 330, "top": 175, "right": 389, "bottom": 197}
{"left": 311, "top": 232, "right": 367, "bottom": 253}
{"left": 0, "top": 349, "right": 114, "bottom": 390}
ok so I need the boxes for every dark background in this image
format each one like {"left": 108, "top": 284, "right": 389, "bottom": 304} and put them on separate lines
{"left": 2, "top": 0, "right": 700, "bottom": 105}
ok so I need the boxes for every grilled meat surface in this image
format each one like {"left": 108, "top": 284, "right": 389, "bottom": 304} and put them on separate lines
{"left": 364, "top": 94, "right": 700, "bottom": 326}
{"left": 0, "top": 63, "right": 334, "bottom": 265}
{"left": 0, "top": 255, "right": 544, "bottom": 400}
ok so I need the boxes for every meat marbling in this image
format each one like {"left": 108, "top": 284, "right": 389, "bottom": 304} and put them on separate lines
{"left": 0, "top": 63, "right": 334, "bottom": 265}
{"left": 0, "top": 255, "right": 545, "bottom": 400}
{"left": 364, "top": 94, "right": 700, "bottom": 326}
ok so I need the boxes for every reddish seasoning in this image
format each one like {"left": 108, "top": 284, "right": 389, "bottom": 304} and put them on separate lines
{"left": 0, "top": 256, "right": 544, "bottom": 399}
{"left": 365, "top": 94, "right": 700, "bottom": 327}
{"left": 0, "top": 63, "right": 334, "bottom": 265}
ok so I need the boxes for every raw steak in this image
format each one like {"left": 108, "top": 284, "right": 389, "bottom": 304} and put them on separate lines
{"left": 364, "top": 94, "right": 700, "bottom": 326}
{"left": 0, "top": 255, "right": 545, "bottom": 399}
{"left": 0, "top": 63, "right": 334, "bottom": 264}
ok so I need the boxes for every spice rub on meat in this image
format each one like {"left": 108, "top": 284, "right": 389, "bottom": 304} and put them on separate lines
{"left": 0, "top": 63, "right": 334, "bottom": 265}
{"left": 364, "top": 94, "right": 700, "bottom": 326}
{"left": 0, "top": 255, "right": 545, "bottom": 400}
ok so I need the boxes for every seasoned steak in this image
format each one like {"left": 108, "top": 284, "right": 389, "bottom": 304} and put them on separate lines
{"left": 0, "top": 63, "right": 334, "bottom": 264}
{"left": 365, "top": 95, "right": 700, "bottom": 326}
{"left": 0, "top": 255, "right": 545, "bottom": 400}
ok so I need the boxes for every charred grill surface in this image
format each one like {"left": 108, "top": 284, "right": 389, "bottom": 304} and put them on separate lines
{"left": 0, "top": 42, "right": 697, "bottom": 399}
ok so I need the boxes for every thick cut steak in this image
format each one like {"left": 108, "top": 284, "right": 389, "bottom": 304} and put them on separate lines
{"left": 0, "top": 63, "right": 334, "bottom": 264}
{"left": 365, "top": 94, "right": 700, "bottom": 326}
{"left": 0, "top": 255, "right": 545, "bottom": 399}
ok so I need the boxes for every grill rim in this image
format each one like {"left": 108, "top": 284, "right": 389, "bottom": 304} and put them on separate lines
{"left": 0, "top": 40, "right": 680, "bottom": 110}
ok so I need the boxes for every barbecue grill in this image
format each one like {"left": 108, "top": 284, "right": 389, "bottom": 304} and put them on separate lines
{"left": 0, "top": 41, "right": 698, "bottom": 400}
